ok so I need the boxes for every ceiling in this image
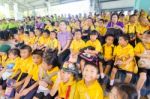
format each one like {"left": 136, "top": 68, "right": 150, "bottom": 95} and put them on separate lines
{"left": 0, "top": 0, "right": 83, "bottom": 11}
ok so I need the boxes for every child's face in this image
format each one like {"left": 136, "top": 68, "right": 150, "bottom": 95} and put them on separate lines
{"left": 8, "top": 53, "right": 17, "bottom": 59}
{"left": 112, "top": 15, "right": 118, "bottom": 23}
{"left": 142, "top": 34, "right": 150, "bottom": 43}
{"left": 75, "top": 31, "right": 82, "bottom": 40}
{"left": 29, "top": 32, "right": 35, "bottom": 37}
{"left": 118, "top": 37, "right": 128, "bottom": 46}
{"left": 32, "top": 54, "right": 42, "bottom": 65}
{"left": 106, "top": 36, "right": 114, "bottom": 45}
{"left": 43, "top": 32, "right": 49, "bottom": 38}
{"left": 50, "top": 32, "right": 56, "bottom": 39}
{"left": 90, "top": 35, "right": 97, "bottom": 41}
{"left": 109, "top": 87, "right": 121, "bottom": 99}
{"left": 99, "top": 21, "right": 104, "bottom": 26}
{"left": 130, "top": 16, "right": 136, "bottom": 23}
{"left": 42, "top": 61, "right": 52, "bottom": 70}
{"left": 59, "top": 22, "right": 67, "bottom": 31}
{"left": 82, "top": 64, "right": 98, "bottom": 83}
{"left": 35, "top": 30, "right": 41, "bottom": 36}
{"left": 61, "top": 70, "right": 73, "bottom": 83}
{"left": 20, "top": 49, "right": 30, "bottom": 59}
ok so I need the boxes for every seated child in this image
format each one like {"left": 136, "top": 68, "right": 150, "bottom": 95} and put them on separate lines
{"left": 103, "top": 34, "right": 115, "bottom": 75}
{"left": 134, "top": 30, "right": 150, "bottom": 98}
{"left": 50, "top": 61, "right": 78, "bottom": 99}
{"left": 109, "top": 83, "right": 138, "bottom": 99}
{"left": 15, "top": 49, "right": 43, "bottom": 99}
{"left": 38, "top": 30, "right": 50, "bottom": 50}
{"left": 69, "top": 29, "right": 85, "bottom": 63}
{"left": 108, "top": 34, "right": 138, "bottom": 89}
{"left": 80, "top": 30, "right": 104, "bottom": 79}
{"left": 33, "top": 49, "right": 59, "bottom": 99}
{"left": 46, "top": 31, "right": 58, "bottom": 51}
{"left": 0, "top": 48, "right": 20, "bottom": 92}
{"left": 27, "top": 30, "right": 36, "bottom": 47}
{"left": 74, "top": 63, "right": 104, "bottom": 99}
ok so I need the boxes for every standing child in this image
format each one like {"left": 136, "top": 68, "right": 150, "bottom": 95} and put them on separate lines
{"left": 103, "top": 34, "right": 114, "bottom": 75}
{"left": 74, "top": 63, "right": 104, "bottom": 99}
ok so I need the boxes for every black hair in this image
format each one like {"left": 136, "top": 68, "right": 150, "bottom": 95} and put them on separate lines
{"left": 113, "top": 83, "right": 138, "bottom": 99}
{"left": 20, "top": 45, "right": 32, "bottom": 53}
{"left": 8, "top": 48, "right": 20, "bottom": 57}
{"left": 85, "top": 63, "right": 100, "bottom": 74}
{"left": 43, "top": 29, "right": 50, "bottom": 35}
{"left": 111, "top": 13, "right": 119, "bottom": 20}
{"left": 25, "top": 31, "right": 29, "bottom": 35}
{"left": 43, "top": 49, "right": 57, "bottom": 67}
{"left": 50, "top": 30, "right": 57, "bottom": 35}
{"left": 129, "top": 14, "right": 136, "bottom": 20}
{"left": 105, "top": 34, "right": 114, "bottom": 39}
{"left": 29, "top": 30, "right": 35, "bottom": 34}
{"left": 60, "top": 20, "right": 68, "bottom": 25}
{"left": 143, "top": 30, "right": 150, "bottom": 35}
{"left": 90, "top": 30, "right": 98, "bottom": 36}
{"left": 32, "top": 49, "right": 43, "bottom": 57}
{"left": 99, "top": 19, "right": 104, "bottom": 23}
{"left": 119, "top": 34, "right": 129, "bottom": 41}
{"left": 75, "top": 29, "right": 82, "bottom": 34}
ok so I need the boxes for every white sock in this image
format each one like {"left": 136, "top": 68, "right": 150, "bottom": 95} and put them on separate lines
{"left": 137, "top": 90, "right": 141, "bottom": 99}
{"left": 110, "top": 80, "right": 114, "bottom": 86}
{"left": 100, "top": 73, "right": 105, "bottom": 79}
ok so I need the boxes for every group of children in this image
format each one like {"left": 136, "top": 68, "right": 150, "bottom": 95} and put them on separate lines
{"left": 0, "top": 9, "right": 150, "bottom": 99}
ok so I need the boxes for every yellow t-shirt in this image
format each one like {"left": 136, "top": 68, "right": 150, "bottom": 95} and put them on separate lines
{"left": 137, "top": 24, "right": 149, "bottom": 34}
{"left": 47, "top": 66, "right": 59, "bottom": 83}
{"left": 95, "top": 26, "right": 107, "bottom": 36}
{"left": 58, "top": 77, "right": 77, "bottom": 99}
{"left": 103, "top": 44, "right": 114, "bottom": 60}
{"left": 124, "top": 23, "right": 140, "bottom": 34}
{"left": 28, "top": 63, "right": 41, "bottom": 81}
{"left": 23, "top": 35, "right": 30, "bottom": 44}
{"left": 74, "top": 80, "right": 104, "bottom": 99}
{"left": 28, "top": 36, "right": 36, "bottom": 46}
{"left": 38, "top": 36, "right": 50, "bottom": 46}
{"left": 0, "top": 54, "right": 8, "bottom": 67}
{"left": 46, "top": 38, "right": 58, "bottom": 50}
{"left": 45, "top": 25, "right": 54, "bottom": 32}
{"left": 86, "top": 39, "right": 102, "bottom": 52}
{"left": 70, "top": 39, "right": 85, "bottom": 53}
{"left": 113, "top": 44, "right": 137, "bottom": 72}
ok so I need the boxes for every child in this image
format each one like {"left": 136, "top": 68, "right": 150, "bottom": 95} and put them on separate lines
{"left": 33, "top": 28, "right": 42, "bottom": 50}
{"left": 69, "top": 29, "right": 85, "bottom": 63}
{"left": 0, "top": 44, "right": 11, "bottom": 68}
{"left": 109, "top": 83, "right": 138, "bottom": 99}
{"left": 80, "top": 30, "right": 104, "bottom": 79}
{"left": 15, "top": 49, "right": 43, "bottom": 99}
{"left": 38, "top": 30, "right": 50, "bottom": 49}
{"left": 103, "top": 34, "right": 114, "bottom": 75}
{"left": 108, "top": 34, "right": 137, "bottom": 89}
{"left": 33, "top": 49, "right": 59, "bottom": 99}
{"left": 50, "top": 61, "right": 78, "bottom": 99}
{"left": 23, "top": 31, "right": 30, "bottom": 45}
{"left": 74, "top": 63, "right": 104, "bottom": 99}
{"left": 10, "top": 45, "right": 33, "bottom": 89}
{"left": 0, "top": 48, "right": 20, "bottom": 92}
{"left": 134, "top": 30, "right": 150, "bottom": 98}
{"left": 27, "top": 30, "right": 36, "bottom": 46}
{"left": 46, "top": 31, "right": 58, "bottom": 51}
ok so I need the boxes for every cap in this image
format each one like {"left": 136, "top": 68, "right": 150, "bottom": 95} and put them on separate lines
{"left": 0, "top": 44, "right": 11, "bottom": 53}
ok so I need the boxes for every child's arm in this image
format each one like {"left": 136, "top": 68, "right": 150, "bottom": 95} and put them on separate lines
{"left": 0, "top": 67, "right": 7, "bottom": 77}
{"left": 19, "top": 75, "right": 32, "bottom": 93}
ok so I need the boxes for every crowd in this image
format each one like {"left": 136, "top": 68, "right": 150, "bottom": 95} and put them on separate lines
{"left": 0, "top": 9, "right": 150, "bottom": 99}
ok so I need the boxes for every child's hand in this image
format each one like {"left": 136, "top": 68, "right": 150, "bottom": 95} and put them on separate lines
{"left": 20, "top": 88, "right": 30, "bottom": 96}
{"left": 39, "top": 81, "right": 48, "bottom": 88}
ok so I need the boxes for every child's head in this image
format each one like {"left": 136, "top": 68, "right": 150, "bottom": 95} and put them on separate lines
{"left": 50, "top": 31, "right": 57, "bottom": 39}
{"left": 110, "top": 83, "right": 138, "bottom": 99}
{"left": 35, "top": 28, "right": 42, "bottom": 36}
{"left": 29, "top": 30, "right": 35, "bottom": 38}
{"left": 46, "top": 20, "right": 51, "bottom": 26}
{"left": 105, "top": 34, "right": 114, "bottom": 45}
{"left": 118, "top": 34, "right": 129, "bottom": 46}
{"left": 129, "top": 14, "right": 137, "bottom": 23}
{"left": 20, "top": 45, "right": 32, "bottom": 59}
{"left": 90, "top": 30, "right": 98, "bottom": 41}
{"left": 8, "top": 48, "right": 20, "bottom": 59}
{"left": 74, "top": 29, "right": 82, "bottom": 40}
{"left": 82, "top": 63, "right": 99, "bottom": 84}
{"left": 61, "top": 62, "right": 78, "bottom": 83}
{"left": 0, "top": 44, "right": 11, "bottom": 55}
{"left": 43, "top": 30, "right": 50, "bottom": 38}
{"left": 32, "top": 49, "right": 43, "bottom": 65}
{"left": 59, "top": 20, "right": 67, "bottom": 31}
{"left": 111, "top": 13, "right": 119, "bottom": 23}
{"left": 99, "top": 19, "right": 104, "bottom": 27}
{"left": 24, "top": 31, "right": 29, "bottom": 37}
{"left": 141, "top": 30, "right": 150, "bottom": 44}
{"left": 42, "top": 49, "right": 57, "bottom": 70}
